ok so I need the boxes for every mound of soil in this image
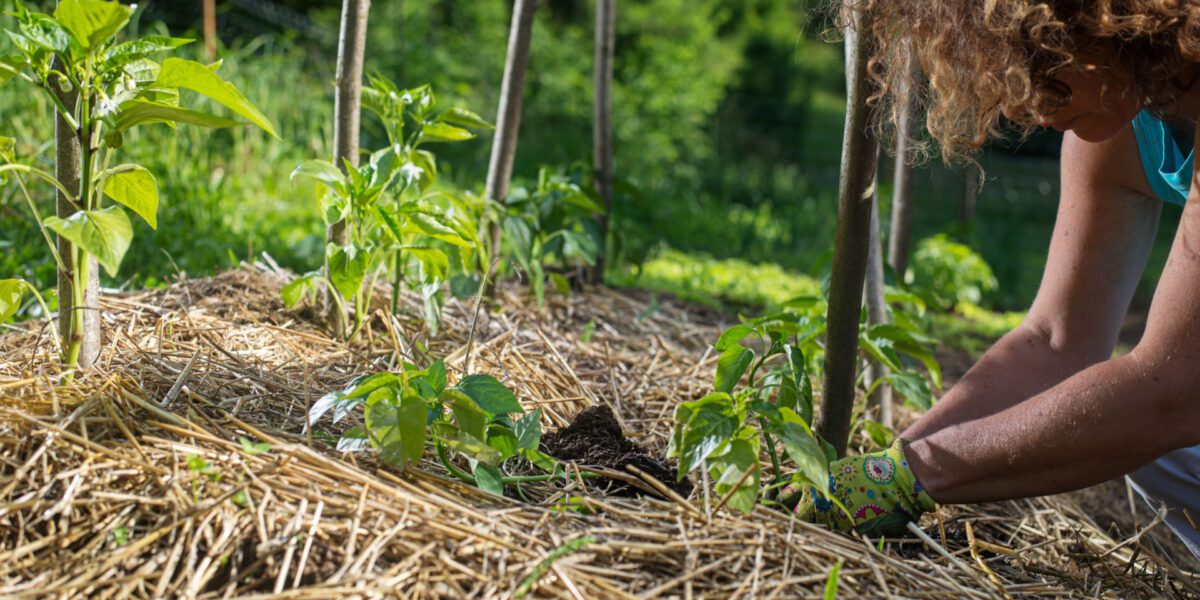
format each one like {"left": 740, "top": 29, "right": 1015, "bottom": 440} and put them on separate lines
{"left": 542, "top": 405, "right": 694, "bottom": 498}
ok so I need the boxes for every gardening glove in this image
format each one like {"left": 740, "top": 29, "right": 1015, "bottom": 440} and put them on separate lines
{"left": 779, "top": 439, "right": 935, "bottom": 538}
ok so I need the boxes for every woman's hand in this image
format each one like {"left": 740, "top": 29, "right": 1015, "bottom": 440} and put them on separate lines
{"left": 780, "top": 440, "right": 936, "bottom": 537}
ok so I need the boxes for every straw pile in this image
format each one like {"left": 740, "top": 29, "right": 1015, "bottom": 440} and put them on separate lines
{"left": 0, "top": 266, "right": 1196, "bottom": 599}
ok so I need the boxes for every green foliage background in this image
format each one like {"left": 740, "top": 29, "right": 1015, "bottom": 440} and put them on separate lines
{"left": 0, "top": 0, "right": 1182, "bottom": 314}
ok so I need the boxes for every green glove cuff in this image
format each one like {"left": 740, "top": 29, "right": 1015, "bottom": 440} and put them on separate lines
{"left": 893, "top": 438, "right": 937, "bottom": 514}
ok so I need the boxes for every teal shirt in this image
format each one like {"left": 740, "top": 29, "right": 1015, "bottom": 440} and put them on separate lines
{"left": 1130, "top": 110, "right": 1194, "bottom": 206}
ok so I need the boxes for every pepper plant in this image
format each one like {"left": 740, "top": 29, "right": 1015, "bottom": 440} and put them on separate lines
{"left": 503, "top": 167, "right": 605, "bottom": 306}
{"left": 668, "top": 291, "right": 941, "bottom": 514}
{"left": 308, "top": 360, "right": 577, "bottom": 496}
{"left": 0, "top": 0, "right": 275, "bottom": 372}
{"left": 284, "top": 77, "right": 490, "bottom": 336}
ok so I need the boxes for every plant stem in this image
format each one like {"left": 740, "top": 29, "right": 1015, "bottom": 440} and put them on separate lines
{"left": 759, "top": 420, "right": 784, "bottom": 484}
{"left": 390, "top": 247, "right": 403, "bottom": 315}
{"left": 14, "top": 174, "right": 65, "bottom": 272}
{"left": 435, "top": 443, "right": 597, "bottom": 486}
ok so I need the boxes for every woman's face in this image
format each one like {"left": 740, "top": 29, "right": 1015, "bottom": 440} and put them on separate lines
{"left": 1034, "top": 60, "right": 1142, "bottom": 142}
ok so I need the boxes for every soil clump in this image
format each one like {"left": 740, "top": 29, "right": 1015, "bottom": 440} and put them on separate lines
{"left": 542, "top": 405, "right": 693, "bottom": 498}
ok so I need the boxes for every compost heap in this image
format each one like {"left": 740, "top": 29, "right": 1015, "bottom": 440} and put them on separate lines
{"left": 0, "top": 266, "right": 1196, "bottom": 598}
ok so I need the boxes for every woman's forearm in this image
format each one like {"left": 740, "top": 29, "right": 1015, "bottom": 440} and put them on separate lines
{"left": 906, "top": 349, "right": 1200, "bottom": 503}
{"left": 903, "top": 324, "right": 1105, "bottom": 440}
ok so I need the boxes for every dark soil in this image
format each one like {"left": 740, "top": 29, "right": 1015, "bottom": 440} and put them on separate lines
{"left": 542, "top": 405, "right": 694, "bottom": 499}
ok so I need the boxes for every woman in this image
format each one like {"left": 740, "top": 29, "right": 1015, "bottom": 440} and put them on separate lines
{"left": 793, "top": 0, "right": 1200, "bottom": 559}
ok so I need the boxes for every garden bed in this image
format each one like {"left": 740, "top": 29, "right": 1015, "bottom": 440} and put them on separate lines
{"left": 0, "top": 267, "right": 1195, "bottom": 598}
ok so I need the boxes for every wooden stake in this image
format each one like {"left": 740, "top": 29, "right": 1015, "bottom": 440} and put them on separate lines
{"left": 484, "top": 0, "right": 538, "bottom": 284}
{"left": 816, "top": 4, "right": 879, "bottom": 457}
{"left": 886, "top": 42, "right": 919, "bottom": 278}
{"left": 590, "top": 0, "right": 615, "bottom": 284}
{"left": 325, "top": 0, "right": 371, "bottom": 337}
{"left": 202, "top": 0, "right": 217, "bottom": 60}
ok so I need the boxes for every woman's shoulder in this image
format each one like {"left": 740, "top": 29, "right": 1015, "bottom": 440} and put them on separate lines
{"left": 1062, "top": 123, "right": 1159, "bottom": 202}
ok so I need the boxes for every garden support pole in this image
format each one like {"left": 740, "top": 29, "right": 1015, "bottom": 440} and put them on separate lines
{"left": 203, "top": 0, "right": 217, "bottom": 60}
{"left": 485, "top": 0, "right": 538, "bottom": 282}
{"left": 816, "top": 5, "right": 878, "bottom": 457}
{"left": 590, "top": 0, "right": 615, "bottom": 284}
{"left": 864, "top": 172, "right": 893, "bottom": 428}
{"left": 325, "top": 0, "right": 370, "bottom": 338}
{"left": 53, "top": 64, "right": 100, "bottom": 371}
{"left": 887, "top": 43, "right": 918, "bottom": 278}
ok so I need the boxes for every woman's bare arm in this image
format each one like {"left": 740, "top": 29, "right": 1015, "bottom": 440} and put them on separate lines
{"left": 906, "top": 126, "right": 1200, "bottom": 503}
{"left": 904, "top": 126, "right": 1161, "bottom": 440}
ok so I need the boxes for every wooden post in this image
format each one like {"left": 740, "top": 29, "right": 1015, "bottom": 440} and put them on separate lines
{"left": 816, "top": 5, "right": 879, "bottom": 458}
{"left": 203, "top": 0, "right": 217, "bottom": 60}
{"left": 53, "top": 67, "right": 100, "bottom": 371}
{"left": 863, "top": 170, "right": 893, "bottom": 428}
{"left": 887, "top": 46, "right": 918, "bottom": 279}
{"left": 325, "top": 0, "right": 371, "bottom": 337}
{"left": 485, "top": 0, "right": 538, "bottom": 273}
{"left": 590, "top": 0, "right": 615, "bottom": 284}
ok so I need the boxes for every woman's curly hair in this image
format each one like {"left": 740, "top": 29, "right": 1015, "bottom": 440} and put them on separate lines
{"left": 859, "top": 0, "right": 1200, "bottom": 161}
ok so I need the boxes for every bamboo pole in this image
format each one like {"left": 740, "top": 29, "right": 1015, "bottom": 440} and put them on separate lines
{"left": 590, "top": 0, "right": 615, "bottom": 284}
{"left": 816, "top": 4, "right": 879, "bottom": 457}
{"left": 886, "top": 44, "right": 918, "bottom": 278}
{"left": 863, "top": 171, "right": 892, "bottom": 429}
{"left": 203, "top": 0, "right": 217, "bottom": 60}
{"left": 485, "top": 0, "right": 538, "bottom": 279}
{"left": 52, "top": 58, "right": 100, "bottom": 371}
{"left": 324, "top": 0, "right": 371, "bottom": 338}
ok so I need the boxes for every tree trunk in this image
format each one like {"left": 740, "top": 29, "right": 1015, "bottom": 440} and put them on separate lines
{"left": 203, "top": 0, "right": 217, "bottom": 60}
{"left": 816, "top": 7, "right": 879, "bottom": 458}
{"left": 863, "top": 170, "right": 892, "bottom": 429}
{"left": 325, "top": 0, "right": 370, "bottom": 337}
{"left": 52, "top": 64, "right": 100, "bottom": 372}
{"left": 590, "top": 0, "right": 615, "bottom": 285}
{"left": 485, "top": 0, "right": 538, "bottom": 277}
{"left": 887, "top": 50, "right": 918, "bottom": 279}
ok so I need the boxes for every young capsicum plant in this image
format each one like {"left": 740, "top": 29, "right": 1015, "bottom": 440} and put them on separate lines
{"left": 0, "top": 0, "right": 276, "bottom": 373}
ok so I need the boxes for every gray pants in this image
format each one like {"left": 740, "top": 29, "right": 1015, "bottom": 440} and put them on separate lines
{"left": 1127, "top": 445, "right": 1200, "bottom": 561}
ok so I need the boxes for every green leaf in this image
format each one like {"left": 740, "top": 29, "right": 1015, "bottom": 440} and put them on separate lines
{"left": 44, "top": 206, "right": 132, "bottom": 276}
{"left": 155, "top": 58, "right": 278, "bottom": 137}
{"left": 776, "top": 415, "right": 829, "bottom": 496}
{"left": 281, "top": 272, "right": 321, "bottom": 308}
{"left": 0, "top": 279, "right": 28, "bottom": 323}
{"left": 449, "top": 274, "right": 480, "bottom": 300}
{"left": 823, "top": 560, "right": 844, "bottom": 600}
{"left": 101, "top": 165, "right": 158, "bottom": 229}
{"left": 669, "top": 393, "right": 739, "bottom": 478}
{"left": 473, "top": 463, "right": 504, "bottom": 495}
{"left": 407, "top": 246, "right": 450, "bottom": 282}
{"left": 17, "top": 13, "right": 70, "bottom": 53}
{"left": 884, "top": 371, "right": 934, "bottom": 411}
{"left": 404, "top": 212, "right": 473, "bottom": 247}
{"left": 514, "top": 409, "right": 542, "bottom": 451}
{"left": 548, "top": 272, "right": 571, "bottom": 297}
{"left": 292, "top": 159, "right": 348, "bottom": 194}
{"left": 504, "top": 217, "right": 533, "bottom": 271}
{"left": 444, "top": 389, "right": 488, "bottom": 441}
{"left": 785, "top": 345, "right": 813, "bottom": 424}
{"left": 308, "top": 372, "right": 402, "bottom": 426}
{"left": 366, "top": 388, "right": 427, "bottom": 467}
{"left": 456, "top": 374, "right": 523, "bottom": 416}
{"left": 426, "top": 359, "right": 447, "bottom": 395}
{"left": 714, "top": 325, "right": 754, "bottom": 352}
{"left": 861, "top": 420, "right": 894, "bottom": 448}
{"left": 447, "top": 433, "right": 502, "bottom": 466}
{"left": 326, "top": 243, "right": 371, "bottom": 300}
{"left": 713, "top": 344, "right": 753, "bottom": 393}
{"left": 521, "top": 448, "right": 558, "bottom": 472}
{"left": 710, "top": 437, "right": 760, "bottom": 514}
{"left": 0, "top": 55, "right": 24, "bottom": 88}
{"left": 859, "top": 334, "right": 903, "bottom": 372}
{"left": 112, "top": 99, "right": 242, "bottom": 132}
{"left": 104, "top": 36, "right": 191, "bottom": 66}
{"left": 437, "top": 107, "right": 493, "bottom": 130}
{"left": 54, "top": 0, "right": 134, "bottom": 49}
{"left": 487, "top": 425, "right": 519, "bottom": 460}
{"left": 419, "top": 121, "right": 474, "bottom": 143}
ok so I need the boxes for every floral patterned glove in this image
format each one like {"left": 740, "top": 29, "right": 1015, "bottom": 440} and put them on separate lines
{"left": 780, "top": 439, "right": 936, "bottom": 537}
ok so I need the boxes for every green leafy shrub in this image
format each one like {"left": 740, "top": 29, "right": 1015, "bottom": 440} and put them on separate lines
{"left": 284, "top": 77, "right": 490, "bottom": 336}
{"left": 308, "top": 360, "right": 574, "bottom": 497}
{"left": 0, "top": 0, "right": 273, "bottom": 370}
{"left": 909, "top": 234, "right": 998, "bottom": 312}
{"left": 503, "top": 167, "right": 604, "bottom": 306}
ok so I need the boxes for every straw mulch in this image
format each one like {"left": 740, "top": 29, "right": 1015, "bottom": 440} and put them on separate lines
{"left": 0, "top": 266, "right": 1196, "bottom": 599}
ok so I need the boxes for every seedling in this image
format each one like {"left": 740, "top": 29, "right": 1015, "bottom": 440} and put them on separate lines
{"left": 285, "top": 77, "right": 490, "bottom": 336}
{"left": 308, "top": 359, "right": 586, "bottom": 496}
{"left": 0, "top": 0, "right": 275, "bottom": 373}
{"left": 503, "top": 168, "right": 605, "bottom": 306}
